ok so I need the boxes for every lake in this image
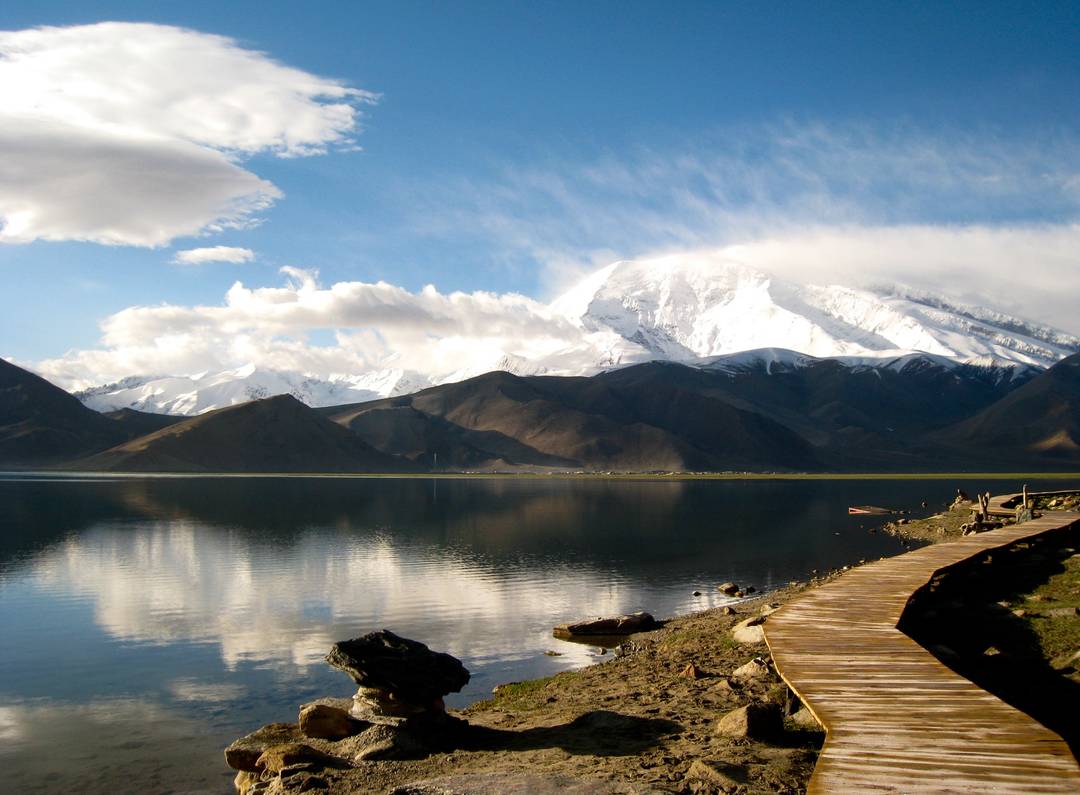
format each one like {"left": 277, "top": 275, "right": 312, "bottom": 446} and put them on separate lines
{"left": 0, "top": 474, "right": 1067, "bottom": 793}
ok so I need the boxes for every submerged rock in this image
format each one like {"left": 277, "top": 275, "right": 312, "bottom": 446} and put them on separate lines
{"left": 717, "top": 582, "right": 740, "bottom": 595}
{"left": 553, "top": 611, "right": 657, "bottom": 638}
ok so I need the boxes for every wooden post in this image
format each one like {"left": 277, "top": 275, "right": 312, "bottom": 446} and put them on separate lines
{"left": 1023, "top": 484, "right": 1029, "bottom": 510}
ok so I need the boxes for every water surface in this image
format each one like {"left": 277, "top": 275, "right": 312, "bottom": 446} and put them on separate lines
{"left": 0, "top": 475, "right": 1064, "bottom": 793}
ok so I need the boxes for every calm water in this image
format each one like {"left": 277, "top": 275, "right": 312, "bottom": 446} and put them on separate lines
{"left": 0, "top": 474, "right": 1069, "bottom": 794}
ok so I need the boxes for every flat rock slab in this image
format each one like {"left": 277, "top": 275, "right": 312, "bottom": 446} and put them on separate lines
{"left": 553, "top": 612, "right": 656, "bottom": 637}
{"left": 390, "top": 773, "right": 665, "bottom": 794}
{"left": 326, "top": 630, "right": 470, "bottom": 703}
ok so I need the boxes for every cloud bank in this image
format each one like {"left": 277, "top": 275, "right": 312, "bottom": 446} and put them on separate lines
{"left": 31, "top": 222, "right": 1080, "bottom": 393}
{"left": 34, "top": 266, "right": 628, "bottom": 390}
{"left": 0, "top": 22, "right": 375, "bottom": 246}
{"left": 173, "top": 246, "right": 255, "bottom": 265}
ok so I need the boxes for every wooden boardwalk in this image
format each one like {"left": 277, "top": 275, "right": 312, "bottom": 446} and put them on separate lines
{"left": 764, "top": 498, "right": 1080, "bottom": 793}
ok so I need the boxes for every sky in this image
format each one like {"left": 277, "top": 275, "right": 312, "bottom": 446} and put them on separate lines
{"left": 1, "top": 1, "right": 1079, "bottom": 388}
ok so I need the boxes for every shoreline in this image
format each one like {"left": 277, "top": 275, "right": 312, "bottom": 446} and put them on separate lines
{"left": 222, "top": 493, "right": 1080, "bottom": 794}
{"left": 6, "top": 470, "right": 1080, "bottom": 481}
{"left": 226, "top": 584, "right": 828, "bottom": 794}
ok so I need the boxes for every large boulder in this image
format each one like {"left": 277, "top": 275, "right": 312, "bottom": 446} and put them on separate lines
{"left": 225, "top": 723, "right": 305, "bottom": 772}
{"left": 732, "top": 657, "right": 772, "bottom": 681}
{"left": 254, "top": 743, "right": 348, "bottom": 775}
{"left": 326, "top": 630, "right": 470, "bottom": 706}
{"left": 553, "top": 612, "right": 657, "bottom": 637}
{"left": 299, "top": 704, "right": 366, "bottom": 740}
{"left": 731, "top": 615, "right": 766, "bottom": 644}
{"left": 715, "top": 703, "right": 783, "bottom": 741}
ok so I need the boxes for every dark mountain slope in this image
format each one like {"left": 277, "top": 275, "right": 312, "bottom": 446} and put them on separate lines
{"left": 592, "top": 355, "right": 1033, "bottom": 468}
{"left": 79, "top": 394, "right": 416, "bottom": 473}
{"left": 324, "top": 368, "right": 817, "bottom": 471}
{"left": 0, "top": 358, "right": 126, "bottom": 466}
{"left": 103, "top": 407, "right": 184, "bottom": 438}
{"left": 932, "top": 353, "right": 1080, "bottom": 462}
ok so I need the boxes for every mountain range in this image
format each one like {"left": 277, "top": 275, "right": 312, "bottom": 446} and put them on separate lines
{"left": 5, "top": 348, "right": 1080, "bottom": 473}
{"left": 74, "top": 258, "right": 1079, "bottom": 416}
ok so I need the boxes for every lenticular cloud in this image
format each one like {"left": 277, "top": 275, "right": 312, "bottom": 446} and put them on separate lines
{"left": 0, "top": 22, "right": 376, "bottom": 246}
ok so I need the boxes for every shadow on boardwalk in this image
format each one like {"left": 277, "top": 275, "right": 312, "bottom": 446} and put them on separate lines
{"left": 901, "top": 524, "right": 1080, "bottom": 755}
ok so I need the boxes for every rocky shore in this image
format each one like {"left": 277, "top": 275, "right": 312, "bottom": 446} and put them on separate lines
{"left": 224, "top": 583, "right": 828, "bottom": 794}
{"left": 224, "top": 490, "right": 1080, "bottom": 794}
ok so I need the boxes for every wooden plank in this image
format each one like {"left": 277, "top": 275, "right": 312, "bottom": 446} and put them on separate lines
{"left": 764, "top": 496, "right": 1080, "bottom": 793}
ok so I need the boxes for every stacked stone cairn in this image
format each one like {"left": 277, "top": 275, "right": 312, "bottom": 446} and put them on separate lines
{"left": 225, "top": 630, "right": 471, "bottom": 795}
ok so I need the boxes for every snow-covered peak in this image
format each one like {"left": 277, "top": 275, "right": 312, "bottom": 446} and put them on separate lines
{"left": 75, "top": 254, "right": 1077, "bottom": 416}
{"left": 553, "top": 254, "right": 1079, "bottom": 368}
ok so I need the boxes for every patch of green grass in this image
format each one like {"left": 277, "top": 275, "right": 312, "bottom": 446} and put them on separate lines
{"left": 1020, "top": 553, "right": 1080, "bottom": 666}
{"left": 470, "top": 673, "right": 570, "bottom": 713}
{"left": 660, "top": 628, "right": 736, "bottom": 651}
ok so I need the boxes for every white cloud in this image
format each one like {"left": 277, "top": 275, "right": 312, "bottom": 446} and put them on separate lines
{"left": 34, "top": 266, "right": 618, "bottom": 390}
{"left": 406, "top": 122, "right": 1080, "bottom": 306}
{"left": 0, "top": 22, "right": 375, "bottom": 246}
{"left": 31, "top": 221, "right": 1080, "bottom": 394}
{"left": 173, "top": 246, "right": 255, "bottom": 265}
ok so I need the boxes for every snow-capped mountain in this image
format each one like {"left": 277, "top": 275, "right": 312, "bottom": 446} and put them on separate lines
{"left": 75, "top": 257, "right": 1079, "bottom": 416}
{"left": 553, "top": 256, "right": 1078, "bottom": 367}
{"left": 77, "top": 364, "right": 433, "bottom": 415}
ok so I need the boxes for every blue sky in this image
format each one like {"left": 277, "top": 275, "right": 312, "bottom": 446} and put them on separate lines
{"left": 1, "top": 1, "right": 1078, "bottom": 384}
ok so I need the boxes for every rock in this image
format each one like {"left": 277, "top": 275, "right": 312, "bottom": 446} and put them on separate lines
{"left": 711, "top": 677, "right": 740, "bottom": 693}
{"left": 353, "top": 738, "right": 399, "bottom": 761}
{"left": 790, "top": 707, "right": 821, "bottom": 729}
{"left": 354, "top": 685, "right": 438, "bottom": 718}
{"left": 226, "top": 723, "right": 304, "bottom": 772}
{"left": 390, "top": 773, "right": 664, "bottom": 794}
{"left": 732, "top": 657, "right": 771, "bottom": 681}
{"left": 234, "top": 771, "right": 259, "bottom": 795}
{"left": 680, "top": 663, "right": 704, "bottom": 679}
{"left": 326, "top": 630, "right": 470, "bottom": 708}
{"left": 759, "top": 603, "right": 780, "bottom": 616}
{"left": 299, "top": 704, "right": 365, "bottom": 740}
{"left": 299, "top": 777, "right": 329, "bottom": 792}
{"left": 553, "top": 611, "right": 657, "bottom": 637}
{"left": 744, "top": 586, "right": 756, "bottom": 594}
{"left": 1046, "top": 607, "right": 1080, "bottom": 618}
{"left": 683, "top": 759, "right": 747, "bottom": 792}
{"left": 255, "top": 743, "right": 348, "bottom": 775}
{"left": 715, "top": 702, "right": 783, "bottom": 741}
{"left": 720, "top": 606, "right": 736, "bottom": 616}
{"left": 1012, "top": 608, "right": 1028, "bottom": 617}
{"left": 717, "top": 582, "right": 740, "bottom": 595}
{"left": 280, "top": 763, "right": 319, "bottom": 779}
{"left": 731, "top": 615, "right": 766, "bottom": 644}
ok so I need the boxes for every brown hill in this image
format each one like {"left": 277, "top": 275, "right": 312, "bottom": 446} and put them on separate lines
{"left": 0, "top": 358, "right": 126, "bottom": 466}
{"left": 931, "top": 353, "right": 1080, "bottom": 462}
{"left": 323, "top": 367, "right": 818, "bottom": 471}
{"left": 80, "top": 394, "right": 415, "bottom": 473}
